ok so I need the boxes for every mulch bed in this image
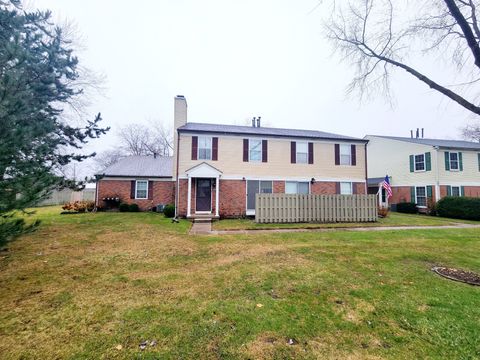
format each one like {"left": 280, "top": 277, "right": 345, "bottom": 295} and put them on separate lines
{"left": 432, "top": 266, "right": 480, "bottom": 286}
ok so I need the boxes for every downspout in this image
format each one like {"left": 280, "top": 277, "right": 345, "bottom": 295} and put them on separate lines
{"left": 174, "top": 131, "right": 180, "bottom": 219}
{"left": 434, "top": 146, "right": 440, "bottom": 202}
{"left": 364, "top": 141, "right": 369, "bottom": 194}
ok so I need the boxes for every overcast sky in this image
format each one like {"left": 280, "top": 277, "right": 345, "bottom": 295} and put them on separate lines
{"left": 33, "top": 0, "right": 479, "bottom": 175}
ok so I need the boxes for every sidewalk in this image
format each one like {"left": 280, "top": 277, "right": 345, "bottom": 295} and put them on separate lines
{"left": 205, "top": 223, "right": 480, "bottom": 235}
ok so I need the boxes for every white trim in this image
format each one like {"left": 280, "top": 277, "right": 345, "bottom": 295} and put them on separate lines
{"left": 101, "top": 176, "right": 173, "bottom": 181}
{"left": 178, "top": 175, "right": 366, "bottom": 182}
{"left": 215, "top": 177, "right": 220, "bottom": 217}
{"left": 187, "top": 177, "right": 192, "bottom": 217}
{"left": 448, "top": 151, "right": 460, "bottom": 171}
{"left": 135, "top": 180, "right": 148, "bottom": 199}
{"left": 285, "top": 180, "right": 310, "bottom": 194}
{"left": 195, "top": 178, "right": 212, "bottom": 213}
{"left": 295, "top": 141, "right": 308, "bottom": 164}
{"left": 391, "top": 181, "right": 480, "bottom": 187}
{"left": 414, "top": 186, "right": 427, "bottom": 207}
{"left": 413, "top": 153, "right": 426, "bottom": 172}
{"left": 450, "top": 185, "right": 462, "bottom": 197}
{"left": 339, "top": 181, "right": 353, "bottom": 195}
{"left": 197, "top": 136, "right": 213, "bottom": 161}
{"left": 339, "top": 143, "right": 352, "bottom": 166}
{"left": 248, "top": 138, "right": 263, "bottom": 162}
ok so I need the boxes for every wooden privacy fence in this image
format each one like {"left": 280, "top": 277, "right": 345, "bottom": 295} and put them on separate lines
{"left": 255, "top": 194, "right": 378, "bottom": 223}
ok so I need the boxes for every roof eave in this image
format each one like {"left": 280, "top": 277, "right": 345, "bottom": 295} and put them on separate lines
{"left": 177, "top": 128, "right": 368, "bottom": 143}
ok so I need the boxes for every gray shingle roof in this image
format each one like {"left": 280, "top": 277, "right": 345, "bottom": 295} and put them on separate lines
{"left": 99, "top": 155, "right": 173, "bottom": 177}
{"left": 178, "top": 122, "right": 366, "bottom": 142}
{"left": 369, "top": 135, "right": 480, "bottom": 151}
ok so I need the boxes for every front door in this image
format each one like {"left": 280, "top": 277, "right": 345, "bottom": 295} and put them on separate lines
{"left": 196, "top": 179, "right": 212, "bottom": 212}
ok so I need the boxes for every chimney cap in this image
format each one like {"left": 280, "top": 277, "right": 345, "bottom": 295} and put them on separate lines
{"left": 176, "top": 95, "right": 185, "bottom": 98}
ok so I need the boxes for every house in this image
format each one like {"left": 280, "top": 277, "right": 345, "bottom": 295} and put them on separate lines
{"left": 96, "top": 95, "right": 369, "bottom": 218}
{"left": 365, "top": 134, "right": 480, "bottom": 209}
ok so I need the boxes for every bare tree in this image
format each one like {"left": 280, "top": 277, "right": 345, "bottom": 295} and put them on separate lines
{"left": 462, "top": 123, "right": 480, "bottom": 141}
{"left": 93, "top": 149, "right": 126, "bottom": 172}
{"left": 326, "top": 0, "right": 480, "bottom": 137}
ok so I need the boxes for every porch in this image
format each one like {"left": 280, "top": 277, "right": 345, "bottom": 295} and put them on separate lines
{"left": 185, "top": 162, "right": 222, "bottom": 219}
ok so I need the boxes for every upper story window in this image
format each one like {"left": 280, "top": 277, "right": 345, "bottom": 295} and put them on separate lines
{"left": 249, "top": 139, "right": 262, "bottom": 162}
{"left": 296, "top": 142, "right": 308, "bottom": 164}
{"left": 286, "top": 181, "right": 309, "bottom": 194}
{"left": 340, "top": 144, "right": 352, "bottom": 165}
{"left": 415, "top": 154, "right": 425, "bottom": 171}
{"left": 135, "top": 180, "right": 148, "bottom": 199}
{"left": 198, "top": 136, "right": 212, "bottom": 160}
{"left": 449, "top": 152, "right": 459, "bottom": 171}
{"left": 340, "top": 182, "right": 353, "bottom": 195}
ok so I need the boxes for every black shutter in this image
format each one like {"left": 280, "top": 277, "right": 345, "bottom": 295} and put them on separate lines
{"left": 148, "top": 181, "right": 153, "bottom": 200}
{"left": 308, "top": 142, "right": 314, "bottom": 164}
{"left": 243, "top": 139, "right": 249, "bottom": 162}
{"left": 353, "top": 182, "right": 358, "bottom": 194}
{"left": 191, "top": 136, "right": 198, "bottom": 160}
{"left": 262, "top": 140, "right": 268, "bottom": 162}
{"left": 291, "top": 142, "right": 296, "bottom": 163}
{"left": 130, "top": 181, "right": 135, "bottom": 199}
{"left": 351, "top": 145, "right": 356, "bottom": 166}
{"left": 212, "top": 137, "right": 218, "bottom": 161}
{"left": 334, "top": 144, "right": 340, "bottom": 165}
{"left": 335, "top": 182, "right": 340, "bottom": 194}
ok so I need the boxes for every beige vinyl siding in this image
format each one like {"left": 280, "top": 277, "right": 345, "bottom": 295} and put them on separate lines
{"left": 438, "top": 150, "right": 480, "bottom": 185}
{"left": 178, "top": 134, "right": 366, "bottom": 180}
{"left": 366, "top": 135, "right": 480, "bottom": 186}
{"left": 366, "top": 136, "right": 436, "bottom": 186}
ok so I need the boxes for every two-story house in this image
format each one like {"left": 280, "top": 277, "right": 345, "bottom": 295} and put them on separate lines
{"left": 96, "top": 96, "right": 368, "bottom": 218}
{"left": 365, "top": 135, "right": 480, "bottom": 209}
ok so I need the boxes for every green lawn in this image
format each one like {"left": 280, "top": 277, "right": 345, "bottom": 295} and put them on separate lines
{"left": 213, "top": 212, "right": 479, "bottom": 231}
{"left": 1, "top": 207, "right": 480, "bottom": 359}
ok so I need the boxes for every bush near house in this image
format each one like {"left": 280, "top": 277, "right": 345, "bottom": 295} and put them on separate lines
{"left": 163, "top": 204, "right": 175, "bottom": 218}
{"left": 119, "top": 203, "right": 130, "bottom": 212}
{"left": 62, "top": 201, "right": 95, "bottom": 213}
{"left": 128, "top": 204, "right": 140, "bottom": 212}
{"left": 437, "top": 197, "right": 480, "bottom": 221}
{"left": 396, "top": 202, "right": 418, "bottom": 214}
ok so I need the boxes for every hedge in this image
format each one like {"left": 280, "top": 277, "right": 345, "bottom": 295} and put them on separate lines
{"left": 396, "top": 202, "right": 417, "bottom": 214}
{"left": 436, "top": 196, "right": 480, "bottom": 220}
{"left": 163, "top": 204, "right": 175, "bottom": 218}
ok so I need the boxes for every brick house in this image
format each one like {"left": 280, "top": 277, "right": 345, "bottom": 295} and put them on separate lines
{"left": 96, "top": 96, "right": 369, "bottom": 218}
{"left": 365, "top": 134, "right": 480, "bottom": 209}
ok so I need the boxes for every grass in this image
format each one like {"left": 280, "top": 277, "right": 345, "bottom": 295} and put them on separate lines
{"left": 212, "top": 212, "right": 480, "bottom": 231}
{"left": 1, "top": 207, "right": 480, "bottom": 359}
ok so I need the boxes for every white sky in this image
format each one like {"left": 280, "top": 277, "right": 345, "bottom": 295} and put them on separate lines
{"left": 32, "top": 0, "right": 479, "bottom": 176}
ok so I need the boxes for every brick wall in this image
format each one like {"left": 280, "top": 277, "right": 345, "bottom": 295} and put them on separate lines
{"left": 311, "top": 181, "right": 337, "bottom": 195}
{"left": 440, "top": 185, "right": 480, "bottom": 198}
{"left": 390, "top": 186, "right": 413, "bottom": 204}
{"left": 97, "top": 179, "right": 174, "bottom": 211}
{"left": 273, "top": 181, "right": 285, "bottom": 193}
{"left": 219, "top": 180, "right": 246, "bottom": 218}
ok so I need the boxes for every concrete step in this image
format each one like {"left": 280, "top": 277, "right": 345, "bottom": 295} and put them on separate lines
{"left": 194, "top": 218, "right": 212, "bottom": 224}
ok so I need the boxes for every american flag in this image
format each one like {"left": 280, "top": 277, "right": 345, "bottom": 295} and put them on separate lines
{"left": 382, "top": 175, "right": 393, "bottom": 198}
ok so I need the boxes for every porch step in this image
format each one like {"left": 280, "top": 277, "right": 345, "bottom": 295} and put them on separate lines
{"left": 193, "top": 217, "right": 212, "bottom": 224}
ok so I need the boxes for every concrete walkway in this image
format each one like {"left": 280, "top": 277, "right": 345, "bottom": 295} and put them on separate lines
{"left": 189, "top": 221, "right": 212, "bottom": 235}
{"left": 206, "top": 223, "right": 480, "bottom": 236}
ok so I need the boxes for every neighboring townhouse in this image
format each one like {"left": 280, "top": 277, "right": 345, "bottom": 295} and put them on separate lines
{"left": 96, "top": 95, "right": 368, "bottom": 218}
{"left": 365, "top": 135, "right": 480, "bottom": 209}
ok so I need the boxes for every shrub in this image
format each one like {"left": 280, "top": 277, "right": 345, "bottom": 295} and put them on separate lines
{"left": 396, "top": 202, "right": 417, "bottom": 214}
{"left": 437, "top": 197, "right": 480, "bottom": 220}
{"left": 62, "top": 201, "right": 95, "bottom": 213}
{"left": 119, "top": 203, "right": 130, "bottom": 212}
{"left": 128, "top": 203, "right": 140, "bottom": 212}
{"left": 163, "top": 204, "right": 175, "bottom": 218}
{"left": 378, "top": 207, "right": 389, "bottom": 218}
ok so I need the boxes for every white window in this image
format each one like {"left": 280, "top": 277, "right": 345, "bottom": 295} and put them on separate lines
{"left": 296, "top": 142, "right": 308, "bottom": 164}
{"left": 340, "top": 144, "right": 351, "bottom": 165}
{"left": 249, "top": 139, "right": 262, "bottom": 162}
{"left": 415, "top": 186, "right": 426, "bottom": 207}
{"left": 415, "top": 154, "right": 425, "bottom": 172}
{"left": 340, "top": 182, "right": 353, "bottom": 195}
{"left": 451, "top": 186, "right": 461, "bottom": 197}
{"left": 135, "top": 180, "right": 148, "bottom": 199}
{"left": 449, "top": 152, "right": 459, "bottom": 171}
{"left": 198, "top": 136, "right": 212, "bottom": 160}
{"left": 286, "top": 181, "right": 309, "bottom": 194}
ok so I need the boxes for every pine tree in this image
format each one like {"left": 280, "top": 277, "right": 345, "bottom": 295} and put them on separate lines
{"left": 0, "top": 0, "right": 109, "bottom": 215}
